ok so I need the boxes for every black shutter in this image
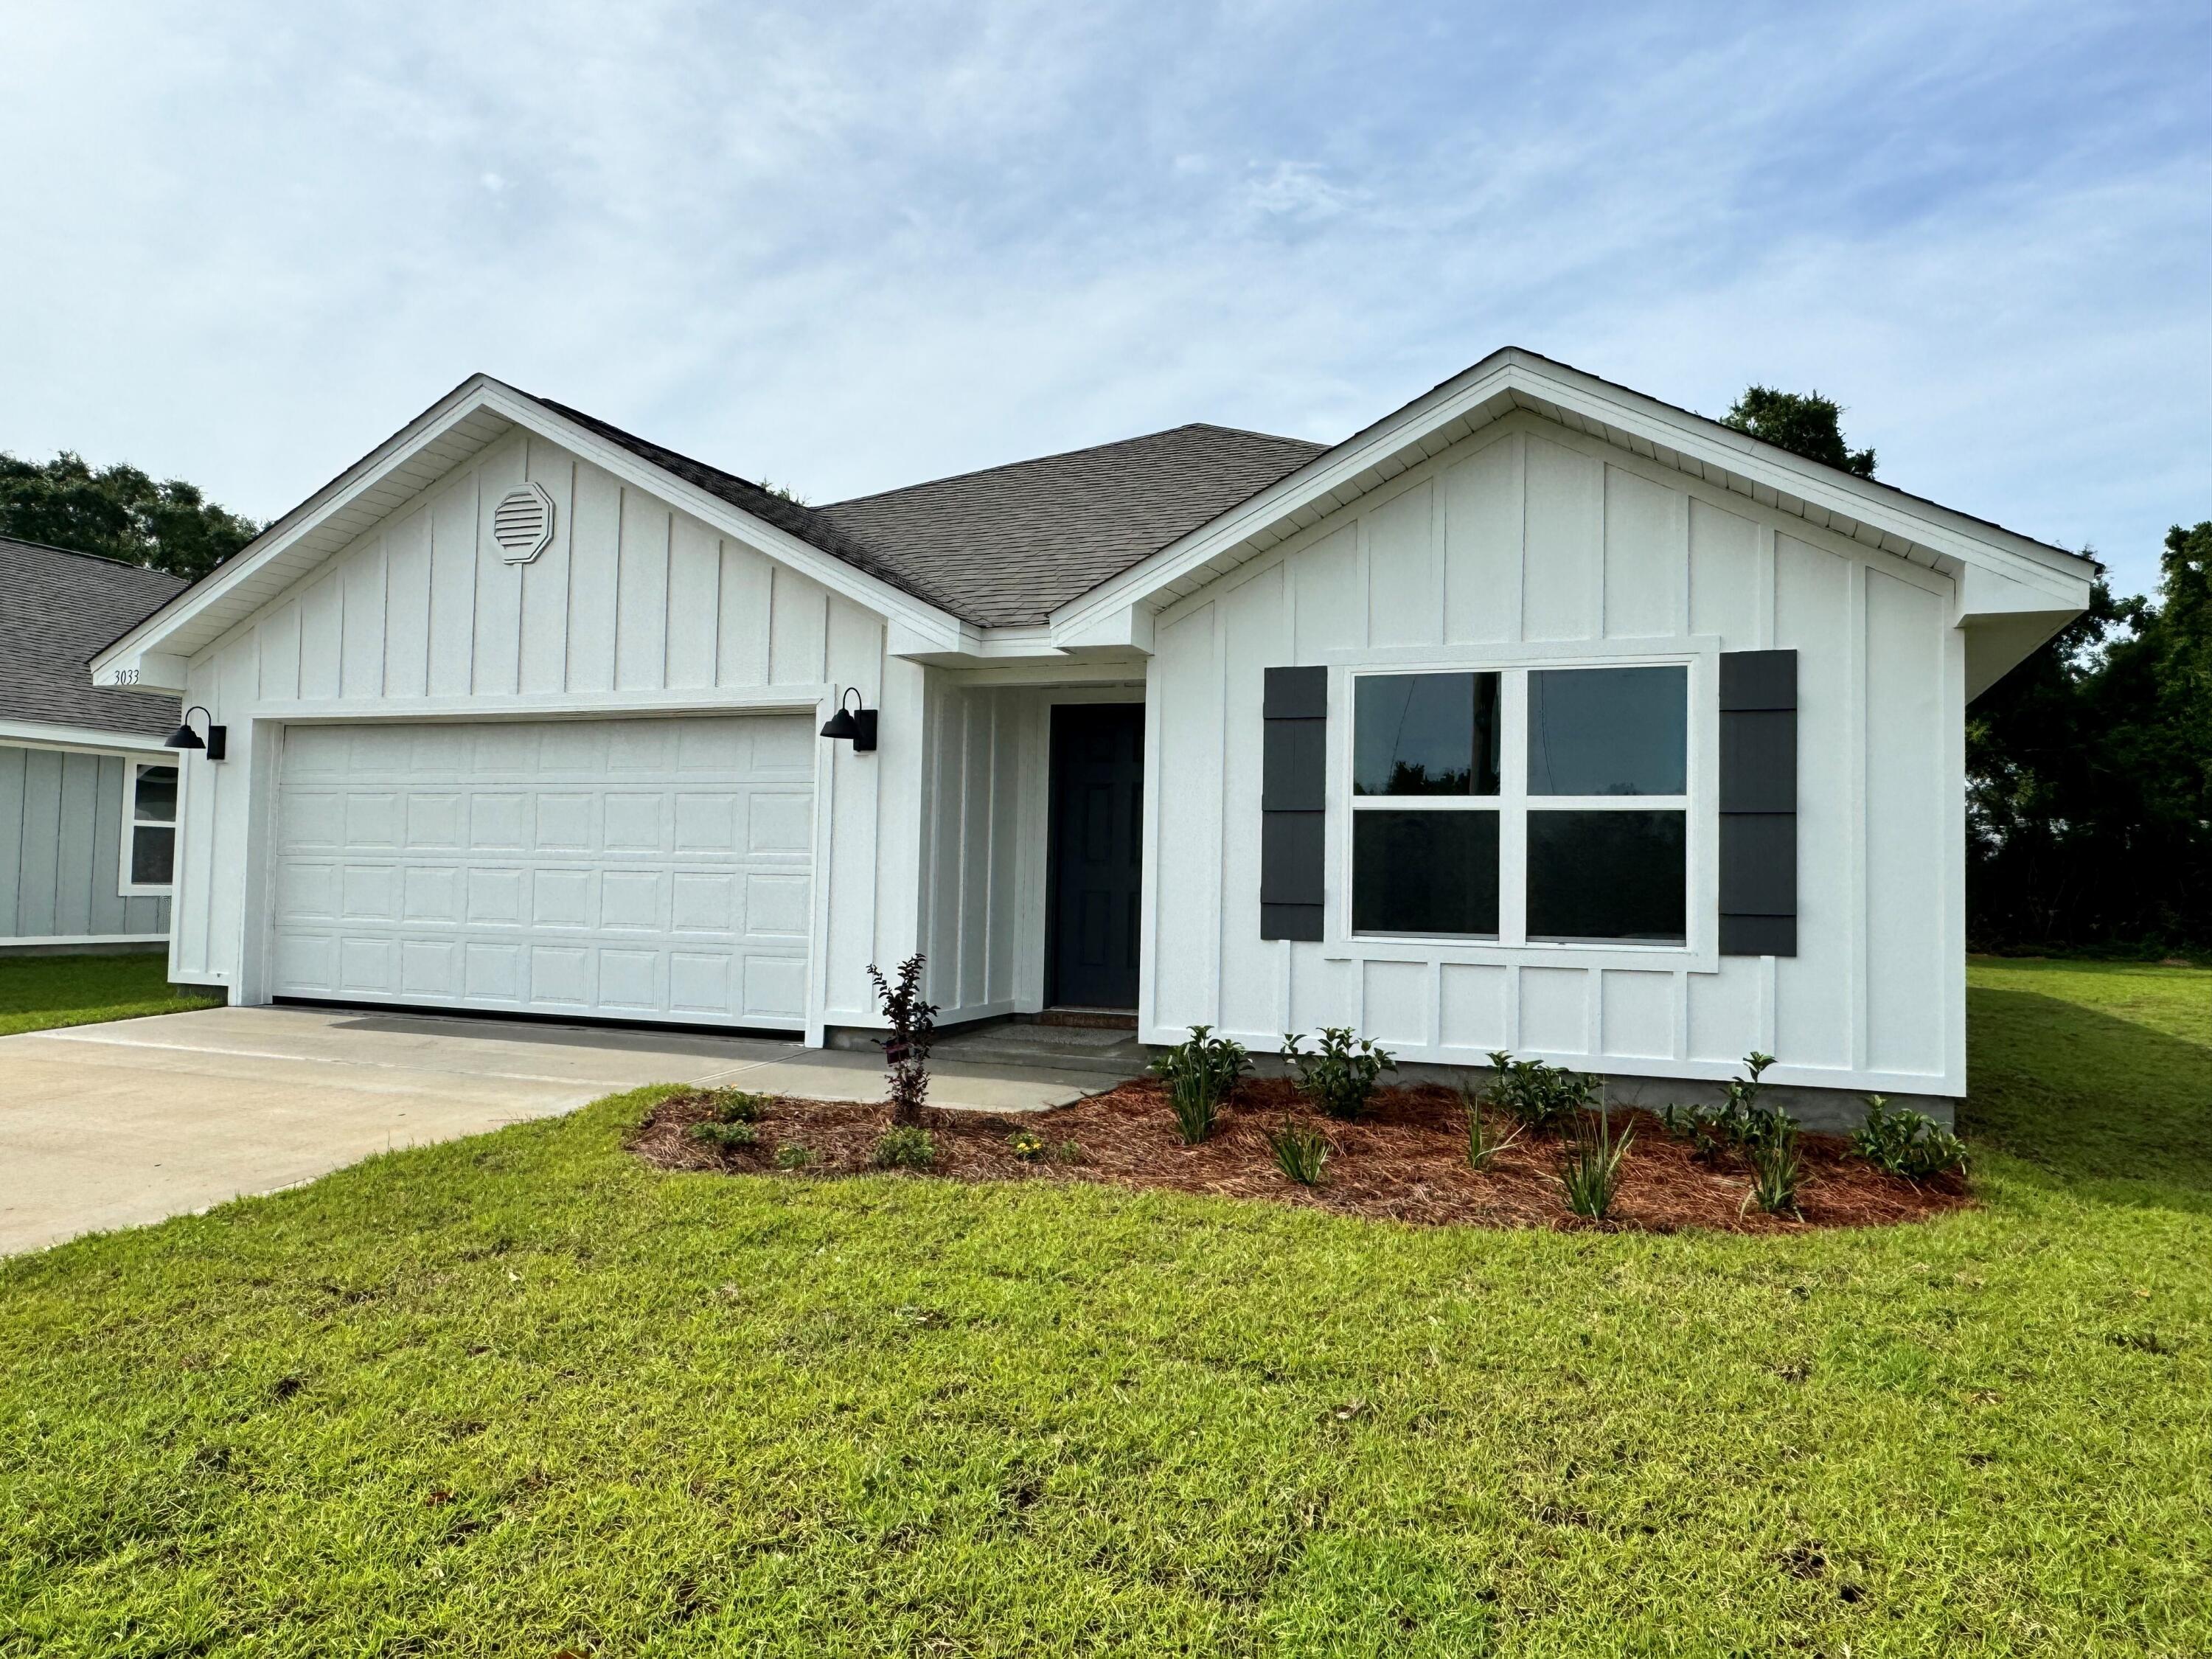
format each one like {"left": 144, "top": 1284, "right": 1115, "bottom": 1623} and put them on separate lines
{"left": 1261, "top": 666, "right": 1327, "bottom": 941}
{"left": 1719, "top": 650, "right": 1797, "bottom": 956}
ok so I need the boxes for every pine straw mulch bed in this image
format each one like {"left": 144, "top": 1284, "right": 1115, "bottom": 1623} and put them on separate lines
{"left": 627, "top": 1076, "right": 1970, "bottom": 1234}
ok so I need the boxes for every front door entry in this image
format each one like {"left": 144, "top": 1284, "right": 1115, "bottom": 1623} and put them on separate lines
{"left": 1046, "top": 703, "right": 1144, "bottom": 1009}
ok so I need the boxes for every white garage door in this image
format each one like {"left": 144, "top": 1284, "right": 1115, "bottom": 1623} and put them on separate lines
{"left": 270, "top": 717, "right": 814, "bottom": 1029}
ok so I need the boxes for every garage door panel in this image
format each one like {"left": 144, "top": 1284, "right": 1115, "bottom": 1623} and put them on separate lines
{"left": 534, "top": 793, "right": 594, "bottom": 852}
{"left": 530, "top": 868, "right": 592, "bottom": 928}
{"left": 599, "top": 870, "right": 663, "bottom": 931}
{"left": 400, "top": 939, "right": 457, "bottom": 995}
{"left": 746, "top": 872, "right": 810, "bottom": 937}
{"left": 274, "top": 716, "right": 813, "bottom": 1030}
{"left": 406, "top": 794, "right": 464, "bottom": 849}
{"left": 340, "top": 863, "right": 401, "bottom": 922}
{"left": 403, "top": 865, "right": 462, "bottom": 925}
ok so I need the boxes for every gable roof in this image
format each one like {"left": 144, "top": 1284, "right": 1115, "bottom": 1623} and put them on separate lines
{"left": 1051, "top": 349, "right": 2097, "bottom": 667}
{"left": 813, "top": 425, "right": 1326, "bottom": 627}
{"left": 527, "top": 396, "right": 973, "bottom": 618}
{"left": 0, "top": 536, "right": 185, "bottom": 740}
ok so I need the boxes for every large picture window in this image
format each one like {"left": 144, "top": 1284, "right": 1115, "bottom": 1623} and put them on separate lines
{"left": 1350, "top": 663, "right": 1689, "bottom": 947}
{"left": 122, "top": 761, "right": 178, "bottom": 894}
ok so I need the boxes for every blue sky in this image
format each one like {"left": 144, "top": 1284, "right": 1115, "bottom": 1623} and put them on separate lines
{"left": 3, "top": 0, "right": 2205, "bottom": 596}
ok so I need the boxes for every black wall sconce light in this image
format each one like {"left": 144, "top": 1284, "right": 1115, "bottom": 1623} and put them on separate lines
{"left": 818, "top": 686, "right": 877, "bottom": 753}
{"left": 164, "top": 705, "right": 228, "bottom": 762}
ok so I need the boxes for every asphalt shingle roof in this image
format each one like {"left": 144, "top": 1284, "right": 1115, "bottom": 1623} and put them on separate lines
{"left": 0, "top": 537, "right": 185, "bottom": 740}
{"left": 815, "top": 425, "right": 1328, "bottom": 627}
{"left": 532, "top": 396, "right": 1324, "bottom": 628}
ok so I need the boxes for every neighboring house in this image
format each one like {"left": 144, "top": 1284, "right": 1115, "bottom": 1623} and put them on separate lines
{"left": 91, "top": 349, "right": 2093, "bottom": 1112}
{"left": 1, "top": 536, "right": 188, "bottom": 953}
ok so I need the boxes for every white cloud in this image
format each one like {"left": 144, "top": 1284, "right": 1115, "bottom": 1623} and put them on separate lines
{"left": 0, "top": 0, "right": 2202, "bottom": 594}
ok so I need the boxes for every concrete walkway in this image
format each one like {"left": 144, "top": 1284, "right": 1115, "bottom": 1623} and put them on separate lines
{"left": 0, "top": 1005, "right": 1133, "bottom": 1256}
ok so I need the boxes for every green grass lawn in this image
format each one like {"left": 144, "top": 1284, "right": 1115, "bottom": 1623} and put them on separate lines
{"left": 0, "top": 950, "right": 220, "bottom": 1037}
{"left": 1, "top": 961, "right": 2205, "bottom": 1656}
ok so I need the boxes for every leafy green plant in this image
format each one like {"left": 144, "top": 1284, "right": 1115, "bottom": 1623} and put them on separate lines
{"left": 1054, "top": 1140, "right": 1085, "bottom": 1165}
{"left": 873, "top": 1125, "right": 936, "bottom": 1170}
{"left": 773, "top": 1143, "right": 815, "bottom": 1171}
{"left": 1557, "top": 1102, "right": 1632, "bottom": 1220}
{"left": 1266, "top": 1119, "right": 1330, "bottom": 1186}
{"left": 702, "top": 1088, "right": 768, "bottom": 1124}
{"left": 1743, "top": 1114, "right": 1803, "bottom": 1218}
{"left": 689, "top": 1119, "right": 759, "bottom": 1150}
{"left": 1660, "top": 1052, "right": 1788, "bottom": 1162}
{"left": 1484, "top": 1051, "right": 1597, "bottom": 1133}
{"left": 1151, "top": 1023, "right": 1251, "bottom": 1144}
{"left": 1282, "top": 1027, "right": 1396, "bottom": 1120}
{"left": 867, "top": 953, "right": 938, "bottom": 1128}
{"left": 1461, "top": 1081, "right": 1523, "bottom": 1171}
{"left": 1007, "top": 1130, "right": 1046, "bottom": 1161}
{"left": 1852, "top": 1095, "right": 1969, "bottom": 1180}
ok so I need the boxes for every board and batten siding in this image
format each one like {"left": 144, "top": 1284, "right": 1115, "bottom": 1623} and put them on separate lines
{"left": 161, "top": 428, "right": 917, "bottom": 1032}
{"left": 0, "top": 745, "right": 170, "bottom": 944}
{"left": 1143, "top": 412, "right": 1966, "bottom": 1096}
{"left": 912, "top": 679, "right": 1147, "bottom": 1023}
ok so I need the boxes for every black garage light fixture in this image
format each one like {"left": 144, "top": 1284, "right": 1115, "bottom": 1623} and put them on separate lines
{"left": 164, "top": 704, "right": 227, "bottom": 762}
{"left": 819, "top": 686, "right": 877, "bottom": 752}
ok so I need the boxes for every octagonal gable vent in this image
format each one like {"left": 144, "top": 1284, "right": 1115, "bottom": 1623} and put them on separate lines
{"left": 491, "top": 482, "right": 556, "bottom": 564}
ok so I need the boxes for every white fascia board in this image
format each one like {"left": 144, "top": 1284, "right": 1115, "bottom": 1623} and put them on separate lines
{"left": 1051, "top": 348, "right": 2095, "bottom": 633}
{"left": 0, "top": 719, "right": 174, "bottom": 756}
{"left": 487, "top": 388, "right": 966, "bottom": 652}
{"left": 93, "top": 378, "right": 967, "bottom": 684}
{"left": 91, "top": 375, "right": 508, "bottom": 684}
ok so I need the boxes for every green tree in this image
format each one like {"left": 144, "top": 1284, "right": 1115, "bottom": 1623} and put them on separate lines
{"left": 0, "top": 451, "right": 260, "bottom": 582}
{"left": 1967, "top": 521, "right": 2211, "bottom": 950}
{"left": 1719, "top": 385, "right": 1877, "bottom": 477}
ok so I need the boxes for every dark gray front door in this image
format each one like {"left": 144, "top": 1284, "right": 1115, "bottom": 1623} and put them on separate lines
{"left": 1046, "top": 703, "right": 1144, "bottom": 1009}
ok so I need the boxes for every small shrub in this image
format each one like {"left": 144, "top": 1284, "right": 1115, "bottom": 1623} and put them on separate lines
{"left": 774, "top": 1143, "right": 815, "bottom": 1171}
{"left": 1284, "top": 1027, "right": 1396, "bottom": 1120}
{"left": 1054, "top": 1139, "right": 1085, "bottom": 1165}
{"left": 1660, "top": 1051, "right": 1787, "bottom": 1162}
{"left": 1007, "top": 1129, "right": 1046, "bottom": 1161}
{"left": 689, "top": 1119, "right": 759, "bottom": 1150}
{"left": 873, "top": 1125, "right": 936, "bottom": 1170}
{"left": 1484, "top": 1051, "right": 1597, "bottom": 1133}
{"left": 1743, "top": 1116, "right": 1803, "bottom": 1218}
{"left": 1461, "top": 1081, "right": 1523, "bottom": 1171}
{"left": 1852, "top": 1095, "right": 1969, "bottom": 1180}
{"left": 1267, "top": 1119, "right": 1330, "bottom": 1186}
{"left": 702, "top": 1088, "right": 768, "bottom": 1123}
{"left": 868, "top": 954, "right": 939, "bottom": 1129}
{"left": 1152, "top": 1023, "right": 1251, "bottom": 1144}
{"left": 1558, "top": 1103, "right": 1632, "bottom": 1220}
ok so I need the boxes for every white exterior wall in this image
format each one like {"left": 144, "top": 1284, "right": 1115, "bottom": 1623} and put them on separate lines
{"left": 163, "top": 428, "right": 924, "bottom": 1039}
{"left": 914, "top": 677, "right": 1146, "bottom": 1025}
{"left": 1143, "top": 413, "right": 1966, "bottom": 1097}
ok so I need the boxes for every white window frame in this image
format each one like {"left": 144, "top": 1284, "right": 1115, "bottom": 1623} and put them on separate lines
{"left": 1329, "top": 642, "right": 1717, "bottom": 971}
{"left": 119, "top": 758, "right": 179, "bottom": 897}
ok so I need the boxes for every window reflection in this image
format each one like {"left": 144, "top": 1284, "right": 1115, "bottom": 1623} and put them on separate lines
{"left": 1528, "top": 666, "right": 1687, "bottom": 796}
{"left": 1354, "top": 672, "right": 1500, "bottom": 796}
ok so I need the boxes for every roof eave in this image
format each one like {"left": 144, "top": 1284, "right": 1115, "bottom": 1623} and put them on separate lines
{"left": 93, "top": 378, "right": 968, "bottom": 689}
{"left": 1048, "top": 347, "right": 2096, "bottom": 642}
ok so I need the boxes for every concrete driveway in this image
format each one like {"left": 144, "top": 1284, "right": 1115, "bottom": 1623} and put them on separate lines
{"left": 0, "top": 1005, "right": 1125, "bottom": 1256}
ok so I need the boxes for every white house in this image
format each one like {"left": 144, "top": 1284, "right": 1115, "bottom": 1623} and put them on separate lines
{"left": 1, "top": 537, "right": 187, "bottom": 953}
{"left": 89, "top": 349, "right": 2093, "bottom": 1113}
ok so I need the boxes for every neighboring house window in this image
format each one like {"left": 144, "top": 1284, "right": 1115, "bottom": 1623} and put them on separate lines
{"left": 122, "top": 762, "right": 178, "bottom": 894}
{"left": 1349, "top": 664, "right": 1688, "bottom": 945}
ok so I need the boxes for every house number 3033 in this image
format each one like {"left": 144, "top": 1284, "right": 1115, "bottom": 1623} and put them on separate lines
{"left": 111, "top": 668, "right": 139, "bottom": 685}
